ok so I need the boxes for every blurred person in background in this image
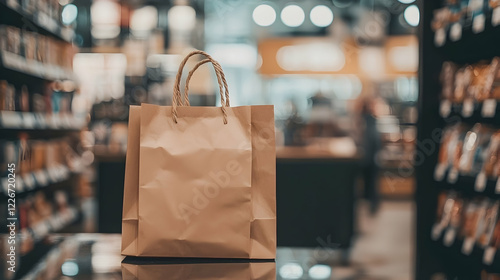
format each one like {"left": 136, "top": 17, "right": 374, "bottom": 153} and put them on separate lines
{"left": 283, "top": 100, "right": 305, "bottom": 146}
{"left": 360, "top": 96, "right": 382, "bottom": 215}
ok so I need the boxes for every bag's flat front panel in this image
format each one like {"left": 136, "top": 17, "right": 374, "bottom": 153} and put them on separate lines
{"left": 122, "top": 105, "right": 141, "bottom": 256}
{"left": 138, "top": 104, "right": 252, "bottom": 257}
{"left": 249, "top": 105, "right": 277, "bottom": 259}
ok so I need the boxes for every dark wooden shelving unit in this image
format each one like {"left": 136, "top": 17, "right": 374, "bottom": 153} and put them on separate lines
{"left": 416, "top": 1, "right": 500, "bottom": 279}
{"left": 441, "top": 101, "right": 500, "bottom": 126}
{"left": 0, "top": 3, "right": 82, "bottom": 277}
{"left": 435, "top": 172, "right": 500, "bottom": 199}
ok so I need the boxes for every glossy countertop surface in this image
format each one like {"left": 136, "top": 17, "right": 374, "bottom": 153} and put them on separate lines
{"left": 1, "top": 234, "right": 339, "bottom": 280}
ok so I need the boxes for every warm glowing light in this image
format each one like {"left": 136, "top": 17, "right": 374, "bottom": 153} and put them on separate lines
{"left": 389, "top": 45, "right": 418, "bottom": 72}
{"left": 276, "top": 43, "right": 345, "bottom": 72}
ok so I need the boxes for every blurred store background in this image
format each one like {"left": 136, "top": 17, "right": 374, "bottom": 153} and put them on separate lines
{"left": 0, "top": 0, "right": 423, "bottom": 279}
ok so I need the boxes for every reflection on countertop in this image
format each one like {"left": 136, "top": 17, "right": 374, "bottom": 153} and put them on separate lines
{"left": 122, "top": 259, "right": 276, "bottom": 280}
{"left": 1, "top": 234, "right": 341, "bottom": 280}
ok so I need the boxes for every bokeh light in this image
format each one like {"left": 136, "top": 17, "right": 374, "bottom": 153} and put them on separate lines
{"left": 279, "top": 263, "right": 304, "bottom": 279}
{"left": 61, "top": 4, "right": 78, "bottom": 25}
{"left": 281, "top": 5, "right": 305, "bottom": 27}
{"left": 404, "top": 5, "right": 420, "bottom": 27}
{"left": 253, "top": 4, "right": 276, "bottom": 27}
{"left": 310, "top": 5, "right": 334, "bottom": 27}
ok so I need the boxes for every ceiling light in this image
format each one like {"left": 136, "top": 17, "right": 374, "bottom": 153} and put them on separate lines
{"left": 253, "top": 4, "right": 276, "bottom": 27}
{"left": 131, "top": 6, "right": 158, "bottom": 35}
{"left": 310, "top": 5, "right": 334, "bottom": 27}
{"left": 281, "top": 5, "right": 305, "bottom": 27}
{"left": 404, "top": 5, "right": 420, "bottom": 27}
{"left": 168, "top": 5, "right": 196, "bottom": 31}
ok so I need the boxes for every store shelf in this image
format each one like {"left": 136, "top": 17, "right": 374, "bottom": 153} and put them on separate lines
{"left": 20, "top": 207, "right": 79, "bottom": 243}
{"left": 434, "top": 167, "right": 500, "bottom": 198}
{"left": 0, "top": 0, "right": 74, "bottom": 43}
{"left": 0, "top": 111, "right": 86, "bottom": 130}
{"left": 440, "top": 100, "right": 500, "bottom": 126}
{"left": 0, "top": 50, "right": 75, "bottom": 81}
{"left": 434, "top": 12, "right": 500, "bottom": 63}
{"left": 0, "top": 164, "right": 72, "bottom": 196}
{"left": 431, "top": 233, "right": 500, "bottom": 274}
{"left": 417, "top": 1, "right": 500, "bottom": 279}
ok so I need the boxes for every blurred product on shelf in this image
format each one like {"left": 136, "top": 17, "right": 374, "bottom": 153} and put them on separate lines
{"left": 0, "top": 79, "right": 85, "bottom": 129}
{"left": 440, "top": 57, "right": 500, "bottom": 118}
{"left": 0, "top": 137, "right": 88, "bottom": 193}
{"left": 0, "top": 138, "right": 67, "bottom": 175}
{"left": 436, "top": 123, "right": 500, "bottom": 184}
{"left": 432, "top": 190, "right": 500, "bottom": 265}
{"left": 6, "top": 0, "right": 62, "bottom": 25}
{"left": 441, "top": 58, "right": 500, "bottom": 102}
{"left": 0, "top": 25, "right": 75, "bottom": 70}
{"left": 17, "top": 191, "right": 76, "bottom": 252}
{"left": 91, "top": 120, "right": 128, "bottom": 154}
{"left": 432, "top": 0, "right": 499, "bottom": 46}
{"left": 91, "top": 98, "right": 129, "bottom": 122}
{"left": 0, "top": 80, "right": 76, "bottom": 113}
{"left": 1, "top": 0, "right": 74, "bottom": 42}
{"left": 89, "top": 98, "right": 129, "bottom": 154}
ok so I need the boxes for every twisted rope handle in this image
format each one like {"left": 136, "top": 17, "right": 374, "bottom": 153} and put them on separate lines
{"left": 172, "top": 50, "right": 230, "bottom": 124}
{"left": 183, "top": 58, "right": 229, "bottom": 107}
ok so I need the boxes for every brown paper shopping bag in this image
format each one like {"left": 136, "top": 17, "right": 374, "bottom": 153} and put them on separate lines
{"left": 121, "top": 261, "right": 276, "bottom": 280}
{"left": 121, "top": 50, "right": 276, "bottom": 259}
